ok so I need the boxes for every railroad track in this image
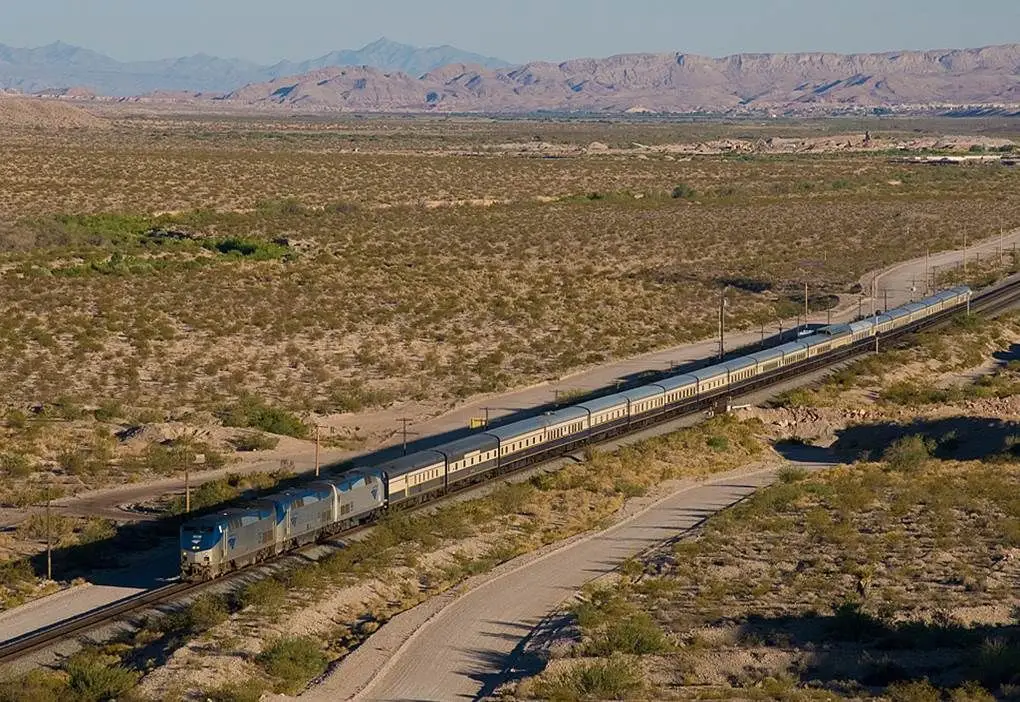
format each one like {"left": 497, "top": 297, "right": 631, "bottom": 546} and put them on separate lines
{"left": 3, "top": 276, "right": 1020, "bottom": 665}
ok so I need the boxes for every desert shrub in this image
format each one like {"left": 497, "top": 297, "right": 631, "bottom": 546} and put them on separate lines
{"left": 586, "top": 612, "right": 671, "bottom": 655}
{"left": 217, "top": 396, "right": 309, "bottom": 438}
{"left": 257, "top": 636, "right": 328, "bottom": 693}
{"left": 491, "top": 481, "right": 535, "bottom": 515}
{"left": 706, "top": 435, "right": 729, "bottom": 451}
{"left": 535, "top": 655, "right": 644, "bottom": 700}
{"left": 228, "top": 432, "right": 280, "bottom": 452}
{"left": 92, "top": 400, "right": 123, "bottom": 422}
{"left": 671, "top": 183, "right": 697, "bottom": 199}
{"left": 183, "top": 594, "right": 229, "bottom": 633}
{"left": 0, "top": 669, "right": 68, "bottom": 702}
{"left": 972, "top": 637, "right": 1020, "bottom": 688}
{"left": 205, "top": 237, "right": 288, "bottom": 260}
{"left": 776, "top": 465, "right": 808, "bottom": 483}
{"left": 203, "top": 679, "right": 267, "bottom": 702}
{"left": 0, "top": 452, "right": 33, "bottom": 479}
{"left": 238, "top": 577, "right": 287, "bottom": 612}
{"left": 64, "top": 649, "right": 139, "bottom": 702}
{"left": 883, "top": 435, "right": 934, "bottom": 472}
{"left": 888, "top": 679, "right": 941, "bottom": 702}
{"left": 167, "top": 479, "right": 239, "bottom": 515}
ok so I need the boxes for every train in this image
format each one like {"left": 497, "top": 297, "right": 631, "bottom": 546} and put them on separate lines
{"left": 180, "top": 285, "right": 972, "bottom": 580}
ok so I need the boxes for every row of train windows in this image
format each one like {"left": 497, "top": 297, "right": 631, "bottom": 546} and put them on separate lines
{"left": 504, "top": 435, "right": 541, "bottom": 454}
{"left": 549, "top": 421, "right": 586, "bottom": 438}
{"left": 592, "top": 408, "right": 626, "bottom": 425}
{"left": 454, "top": 452, "right": 495, "bottom": 470}
{"left": 411, "top": 467, "right": 443, "bottom": 485}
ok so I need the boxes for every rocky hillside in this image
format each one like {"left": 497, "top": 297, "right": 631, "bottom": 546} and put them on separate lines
{"left": 0, "top": 38, "right": 508, "bottom": 96}
{"left": 219, "top": 44, "right": 1020, "bottom": 114}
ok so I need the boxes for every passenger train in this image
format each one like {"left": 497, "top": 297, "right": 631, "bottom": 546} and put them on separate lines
{"left": 180, "top": 286, "right": 972, "bottom": 580}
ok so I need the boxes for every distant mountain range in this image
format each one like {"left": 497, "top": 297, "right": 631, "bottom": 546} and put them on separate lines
{"left": 217, "top": 44, "right": 1020, "bottom": 114}
{"left": 2, "top": 39, "right": 1018, "bottom": 115}
{"left": 0, "top": 38, "right": 510, "bottom": 96}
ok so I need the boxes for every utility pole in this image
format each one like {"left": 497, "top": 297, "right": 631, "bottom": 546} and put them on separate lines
{"left": 858, "top": 294, "right": 863, "bottom": 321}
{"left": 803, "top": 282, "right": 809, "bottom": 328}
{"left": 718, "top": 286, "right": 727, "bottom": 361}
{"left": 314, "top": 424, "right": 321, "bottom": 478}
{"left": 924, "top": 248, "right": 930, "bottom": 295}
{"left": 760, "top": 322, "right": 765, "bottom": 348}
{"left": 45, "top": 488, "right": 52, "bottom": 581}
{"left": 884, "top": 289, "right": 889, "bottom": 314}
{"left": 398, "top": 418, "right": 413, "bottom": 456}
{"left": 963, "top": 231, "right": 968, "bottom": 278}
{"left": 184, "top": 461, "right": 190, "bottom": 514}
{"left": 999, "top": 225, "right": 1004, "bottom": 267}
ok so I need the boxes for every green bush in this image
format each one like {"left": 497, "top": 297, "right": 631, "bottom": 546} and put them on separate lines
{"left": 217, "top": 396, "right": 309, "bottom": 438}
{"left": 205, "top": 237, "right": 289, "bottom": 260}
{"left": 257, "top": 636, "right": 329, "bottom": 693}
{"left": 0, "top": 669, "right": 69, "bottom": 702}
{"left": 238, "top": 577, "right": 287, "bottom": 612}
{"left": 64, "top": 649, "right": 139, "bottom": 702}
{"left": 883, "top": 435, "right": 934, "bottom": 472}
{"left": 888, "top": 679, "right": 941, "bottom": 702}
{"left": 671, "top": 183, "right": 697, "bottom": 199}
{"left": 228, "top": 432, "right": 281, "bottom": 452}
{"left": 491, "top": 481, "right": 535, "bottom": 515}
{"left": 203, "top": 679, "right": 267, "bottom": 702}
{"left": 586, "top": 612, "right": 671, "bottom": 655}
{"left": 0, "top": 453, "right": 33, "bottom": 479}
{"left": 706, "top": 435, "right": 729, "bottom": 451}
{"left": 184, "top": 594, "right": 229, "bottom": 633}
{"left": 536, "top": 655, "right": 644, "bottom": 700}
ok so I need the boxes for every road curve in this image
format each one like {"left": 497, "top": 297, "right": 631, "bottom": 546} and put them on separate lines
{"left": 301, "top": 459, "right": 834, "bottom": 701}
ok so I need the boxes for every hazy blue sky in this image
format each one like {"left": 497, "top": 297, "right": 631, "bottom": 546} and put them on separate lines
{"left": 3, "top": 0, "right": 1017, "bottom": 63}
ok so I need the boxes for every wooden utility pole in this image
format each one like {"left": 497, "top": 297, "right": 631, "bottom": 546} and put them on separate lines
{"left": 858, "top": 294, "right": 863, "bottom": 321}
{"left": 184, "top": 461, "right": 190, "bottom": 514}
{"left": 924, "top": 248, "right": 930, "bottom": 295}
{"left": 398, "top": 418, "right": 413, "bottom": 456}
{"left": 45, "top": 489, "right": 52, "bottom": 581}
{"left": 803, "top": 282, "right": 809, "bottom": 328}
{"left": 718, "top": 287, "right": 727, "bottom": 361}
{"left": 314, "top": 425, "right": 321, "bottom": 478}
{"left": 963, "top": 231, "right": 968, "bottom": 278}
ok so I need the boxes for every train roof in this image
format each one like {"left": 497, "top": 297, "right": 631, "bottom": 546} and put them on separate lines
{"left": 848, "top": 319, "right": 876, "bottom": 333}
{"left": 773, "top": 341, "right": 807, "bottom": 356}
{"left": 819, "top": 324, "right": 852, "bottom": 337}
{"left": 378, "top": 450, "right": 445, "bottom": 478}
{"left": 576, "top": 393, "right": 629, "bottom": 414}
{"left": 617, "top": 385, "right": 663, "bottom": 402}
{"left": 688, "top": 364, "right": 728, "bottom": 381}
{"left": 433, "top": 433, "right": 498, "bottom": 461}
{"left": 485, "top": 415, "right": 549, "bottom": 441}
{"left": 654, "top": 373, "right": 698, "bottom": 391}
{"left": 802, "top": 334, "right": 832, "bottom": 347}
{"left": 721, "top": 356, "right": 755, "bottom": 371}
{"left": 746, "top": 347, "right": 785, "bottom": 362}
{"left": 544, "top": 406, "right": 590, "bottom": 425}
